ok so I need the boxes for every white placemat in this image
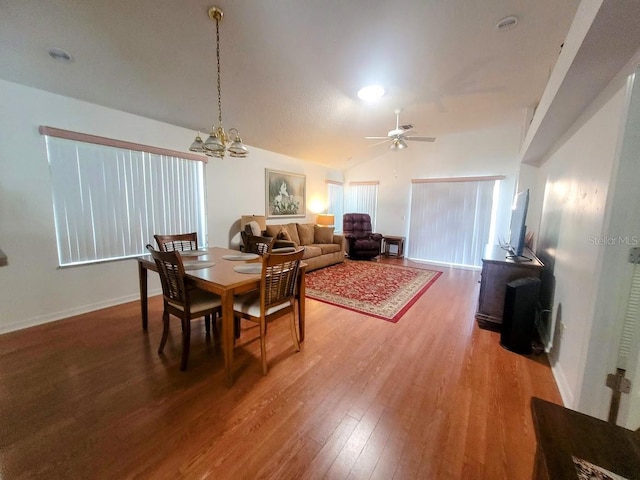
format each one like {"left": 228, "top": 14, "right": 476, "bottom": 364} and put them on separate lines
{"left": 233, "top": 264, "right": 262, "bottom": 274}
{"left": 178, "top": 249, "right": 208, "bottom": 257}
{"left": 222, "top": 253, "right": 260, "bottom": 261}
{"left": 183, "top": 261, "right": 215, "bottom": 270}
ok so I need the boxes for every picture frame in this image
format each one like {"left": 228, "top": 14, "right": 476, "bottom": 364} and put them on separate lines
{"left": 265, "top": 169, "right": 306, "bottom": 219}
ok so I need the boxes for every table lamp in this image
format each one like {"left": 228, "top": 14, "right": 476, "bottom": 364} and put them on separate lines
{"left": 316, "top": 214, "right": 335, "bottom": 227}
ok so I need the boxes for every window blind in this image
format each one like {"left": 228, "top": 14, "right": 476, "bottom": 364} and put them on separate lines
{"left": 346, "top": 182, "right": 379, "bottom": 230}
{"left": 326, "top": 181, "right": 344, "bottom": 232}
{"left": 408, "top": 178, "right": 499, "bottom": 267}
{"left": 45, "top": 135, "right": 206, "bottom": 266}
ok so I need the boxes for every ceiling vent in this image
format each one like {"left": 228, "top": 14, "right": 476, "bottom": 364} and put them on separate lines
{"left": 48, "top": 47, "right": 73, "bottom": 63}
{"left": 496, "top": 15, "right": 518, "bottom": 31}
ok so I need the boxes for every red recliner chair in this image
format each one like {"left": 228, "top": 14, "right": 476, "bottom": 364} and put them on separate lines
{"left": 342, "top": 213, "right": 383, "bottom": 260}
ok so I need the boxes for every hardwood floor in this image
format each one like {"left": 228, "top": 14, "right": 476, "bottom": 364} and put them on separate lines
{"left": 0, "top": 259, "right": 561, "bottom": 479}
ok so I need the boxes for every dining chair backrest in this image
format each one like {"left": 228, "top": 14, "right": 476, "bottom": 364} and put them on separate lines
{"left": 245, "top": 234, "right": 275, "bottom": 256}
{"left": 261, "top": 248, "right": 304, "bottom": 311}
{"left": 154, "top": 232, "right": 198, "bottom": 252}
{"left": 146, "top": 244, "right": 188, "bottom": 306}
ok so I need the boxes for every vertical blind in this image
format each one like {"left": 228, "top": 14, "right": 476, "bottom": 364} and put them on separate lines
{"left": 326, "top": 181, "right": 344, "bottom": 232}
{"left": 408, "top": 177, "right": 500, "bottom": 267}
{"left": 45, "top": 135, "right": 206, "bottom": 266}
{"left": 346, "top": 182, "right": 379, "bottom": 229}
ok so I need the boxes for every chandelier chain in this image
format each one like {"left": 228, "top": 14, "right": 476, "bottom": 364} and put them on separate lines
{"left": 215, "top": 16, "right": 223, "bottom": 128}
{"left": 189, "top": 6, "right": 248, "bottom": 158}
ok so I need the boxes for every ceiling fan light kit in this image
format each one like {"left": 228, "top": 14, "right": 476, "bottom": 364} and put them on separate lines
{"left": 390, "top": 139, "right": 408, "bottom": 151}
{"left": 189, "top": 6, "right": 248, "bottom": 159}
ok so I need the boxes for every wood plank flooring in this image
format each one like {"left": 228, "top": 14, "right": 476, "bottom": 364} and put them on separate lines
{"left": 0, "top": 259, "right": 561, "bottom": 479}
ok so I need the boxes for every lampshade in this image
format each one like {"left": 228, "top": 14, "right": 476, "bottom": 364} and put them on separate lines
{"left": 316, "top": 214, "right": 335, "bottom": 227}
{"left": 241, "top": 215, "right": 266, "bottom": 231}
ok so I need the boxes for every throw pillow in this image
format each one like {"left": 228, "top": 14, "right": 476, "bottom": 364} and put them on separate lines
{"left": 265, "top": 224, "right": 281, "bottom": 238}
{"left": 277, "top": 227, "right": 292, "bottom": 241}
{"left": 314, "top": 226, "right": 334, "bottom": 244}
{"left": 296, "top": 223, "right": 315, "bottom": 245}
{"left": 285, "top": 223, "right": 301, "bottom": 246}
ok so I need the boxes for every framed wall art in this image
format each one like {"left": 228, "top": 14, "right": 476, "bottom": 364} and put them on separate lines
{"left": 265, "top": 169, "right": 306, "bottom": 219}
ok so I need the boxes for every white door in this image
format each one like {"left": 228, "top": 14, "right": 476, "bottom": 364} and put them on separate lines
{"left": 588, "top": 67, "right": 640, "bottom": 429}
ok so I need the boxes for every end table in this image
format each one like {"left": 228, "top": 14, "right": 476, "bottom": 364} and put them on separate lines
{"left": 382, "top": 236, "right": 405, "bottom": 258}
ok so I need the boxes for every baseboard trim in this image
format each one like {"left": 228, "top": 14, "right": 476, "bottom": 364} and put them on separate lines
{"left": 0, "top": 288, "right": 162, "bottom": 335}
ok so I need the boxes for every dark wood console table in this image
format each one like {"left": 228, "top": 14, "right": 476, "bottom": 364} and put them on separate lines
{"left": 475, "top": 245, "right": 543, "bottom": 329}
{"left": 531, "top": 397, "right": 640, "bottom": 479}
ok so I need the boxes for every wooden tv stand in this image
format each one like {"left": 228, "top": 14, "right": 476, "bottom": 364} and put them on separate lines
{"left": 475, "top": 245, "right": 544, "bottom": 330}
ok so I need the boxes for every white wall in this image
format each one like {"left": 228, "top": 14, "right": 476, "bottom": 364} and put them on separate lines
{"left": 531, "top": 68, "right": 631, "bottom": 412}
{"left": 344, "top": 124, "right": 522, "bottom": 248}
{"left": 0, "top": 79, "right": 339, "bottom": 333}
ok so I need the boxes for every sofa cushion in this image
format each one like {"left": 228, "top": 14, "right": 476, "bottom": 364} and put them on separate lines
{"left": 314, "top": 226, "right": 335, "bottom": 244}
{"left": 296, "top": 223, "right": 315, "bottom": 245}
{"left": 285, "top": 223, "right": 301, "bottom": 245}
{"left": 302, "top": 245, "right": 322, "bottom": 259}
{"left": 316, "top": 243, "right": 341, "bottom": 255}
{"left": 264, "top": 224, "right": 280, "bottom": 238}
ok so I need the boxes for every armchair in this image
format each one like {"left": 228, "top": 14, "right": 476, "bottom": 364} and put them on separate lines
{"left": 342, "top": 213, "right": 383, "bottom": 260}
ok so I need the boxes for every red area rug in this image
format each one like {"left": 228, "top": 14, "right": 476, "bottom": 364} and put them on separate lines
{"left": 305, "top": 260, "right": 442, "bottom": 323}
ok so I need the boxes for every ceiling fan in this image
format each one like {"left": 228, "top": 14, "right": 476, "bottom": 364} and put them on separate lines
{"left": 365, "top": 108, "right": 436, "bottom": 151}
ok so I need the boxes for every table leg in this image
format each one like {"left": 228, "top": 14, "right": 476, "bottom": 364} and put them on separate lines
{"left": 221, "top": 291, "right": 235, "bottom": 386}
{"left": 298, "top": 266, "right": 306, "bottom": 342}
{"left": 138, "top": 262, "right": 148, "bottom": 330}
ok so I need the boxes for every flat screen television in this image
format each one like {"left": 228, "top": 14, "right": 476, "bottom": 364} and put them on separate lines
{"left": 508, "top": 189, "right": 529, "bottom": 258}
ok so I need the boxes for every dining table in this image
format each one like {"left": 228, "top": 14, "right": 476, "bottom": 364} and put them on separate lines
{"left": 136, "top": 246, "right": 306, "bottom": 385}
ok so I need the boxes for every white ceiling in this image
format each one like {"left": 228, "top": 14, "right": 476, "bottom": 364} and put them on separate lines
{"left": 0, "top": 0, "right": 579, "bottom": 169}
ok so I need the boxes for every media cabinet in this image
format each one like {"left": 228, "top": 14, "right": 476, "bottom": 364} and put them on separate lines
{"left": 475, "top": 245, "right": 544, "bottom": 330}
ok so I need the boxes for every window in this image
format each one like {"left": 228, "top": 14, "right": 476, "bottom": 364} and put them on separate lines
{"left": 42, "top": 127, "right": 207, "bottom": 266}
{"left": 346, "top": 182, "right": 378, "bottom": 229}
{"left": 326, "top": 181, "right": 344, "bottom": 232}
{"left": 408, "top": 176, "right": 502, "bottom": 268}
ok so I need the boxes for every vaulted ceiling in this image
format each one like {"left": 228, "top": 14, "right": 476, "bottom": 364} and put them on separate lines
{"left": 0, "top": 0, "right": 579, "bottom": 169}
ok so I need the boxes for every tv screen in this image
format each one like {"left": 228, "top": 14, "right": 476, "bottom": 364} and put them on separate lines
{"left": 509, "top": 189, "right": 529, "bottom": 257}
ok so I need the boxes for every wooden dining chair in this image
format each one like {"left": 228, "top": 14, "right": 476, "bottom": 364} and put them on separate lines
{"left": 233, "top": 248, "right": 305, "bottom": 375}
{"left": 154, "top": 232, "right": 198, "bottom": 252}
{"left": 153, "top": 232, "right": 215, "bottom": 333}
{"left": 146, "top": 244, "right": 222, "bottom": 371}
{"left": 243, "top": 234, "right": 275, "bottom": 256}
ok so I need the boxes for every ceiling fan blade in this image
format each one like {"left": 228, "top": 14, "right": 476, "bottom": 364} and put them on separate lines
{"left": 367, "top": 139, "right": 391, "bottom": 147}
{"left": 405, "top": 136, "right": 436, "bottom": 142}
{"left": 365, "top": 136, "right": 389, "bottom": 140}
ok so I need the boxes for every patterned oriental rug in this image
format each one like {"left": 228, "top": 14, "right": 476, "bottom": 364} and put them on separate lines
{"left": 305, "top": 260, "right": 442, "bottom": 323}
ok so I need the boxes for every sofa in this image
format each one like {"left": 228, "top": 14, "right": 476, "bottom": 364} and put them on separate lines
{"left": 255, "top": 222, "right": 344, "bottom": 272}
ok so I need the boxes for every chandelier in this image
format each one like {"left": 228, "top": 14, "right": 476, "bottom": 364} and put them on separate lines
{"left": 189, "top": 6, "right": 248, "bottom": 158}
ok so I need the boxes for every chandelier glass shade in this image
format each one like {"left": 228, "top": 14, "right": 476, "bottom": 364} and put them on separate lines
{"left": 189, "top": 6, "right": 248, "bottom": 159}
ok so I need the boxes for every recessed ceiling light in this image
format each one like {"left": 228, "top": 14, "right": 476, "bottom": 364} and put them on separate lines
{"left": 48, "top": 47, "right": 74, "bottom": 63}
{"left": 357, "top": 85, "right": 385, "bottom": 101}
{"left": 496, "top": 15, "right": 518, "bottom": 31}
